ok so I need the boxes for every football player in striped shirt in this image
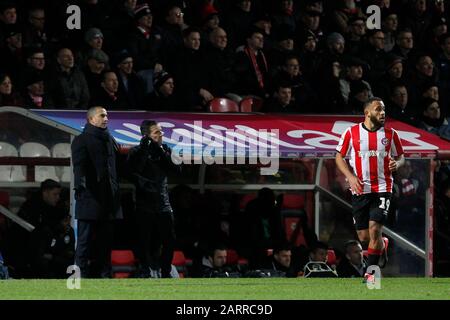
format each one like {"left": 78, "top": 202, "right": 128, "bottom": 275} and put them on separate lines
{"left": 335, "top": 97, "right": 405, "bottom": 281}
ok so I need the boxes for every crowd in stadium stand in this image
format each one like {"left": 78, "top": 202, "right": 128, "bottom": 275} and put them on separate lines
{"left": 0, "top": 0, "right": 449, "bottom": 277}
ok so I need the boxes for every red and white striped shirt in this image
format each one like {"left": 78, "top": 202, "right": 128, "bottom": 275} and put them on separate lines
{"left": 336, "top": 123, "right": 404, "bottom": 194}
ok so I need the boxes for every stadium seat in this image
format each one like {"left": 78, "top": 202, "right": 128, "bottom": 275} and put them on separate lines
{"left": 111, "top": 250, "right": 136, "bottom": 279}
{"left": 51, "top": 143, "right": 71, "bottom": 182}
{"left": 327, "top": 249, "right": 337, "bottom": 267}
{"left": 172, "top": 250, "right": 188, "bottom": 277}
{"left": 208, "top": 98, "right": 239, "bottom": 113}
{"left": 0, "top": 142, "right": 26, "bottom": 182}
{"left": 283, "top": 216, "right": 307, "bottom": 247}
{"left": 239, "top": 96, "right": 264, "bottom": 112}
{"left": 281, "top": 193, "right": 305, "bottom": 210}
{"left": 239, "top": 193, "right": 257, "bottom": 211}
{"left": 19, "top": 142, "right": 58, "bottom": 182}
{"left": 226, "top": 249, "right": 248, "bottom": 267}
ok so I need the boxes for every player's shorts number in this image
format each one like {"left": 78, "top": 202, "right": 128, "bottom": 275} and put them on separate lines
{"left": 379, "top": 197, "right": 390, "bottom": 211}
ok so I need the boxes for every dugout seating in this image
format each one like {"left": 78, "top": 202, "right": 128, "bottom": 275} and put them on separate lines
{"left": 239, "top": 96, "right": 264, "bottom": 112}
{"left": 0, "top": 142, "right": 26, "bottom": 182}
{"left": 51, "top": 143, "right": 71, "bottom": 182}
{"left": 172, "top": 250, "right": 193, "bottom": 278}
{"left": 111, "top": 250, "right": 137, "bottom": 278}
{"left": 208, "top": 98, "right": 240, "bottom": 113}
{"left": 226, "top": 249, "right": 249, "bottom": 268}
{"left": 19, "top": 142, "right": 59, "bottom": 182}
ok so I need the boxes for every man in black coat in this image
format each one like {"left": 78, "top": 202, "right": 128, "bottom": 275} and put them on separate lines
{"left": 127, "top": 120, "right": 181, "bottom": 278}
{"left": 337, "top": 240, "right": 368, "bottom": 278}
{"left": 9, "top": 179, "right": 66, "bottom": 278}
{"left": 71, "top": 106, "right": 123, "bottom": 278}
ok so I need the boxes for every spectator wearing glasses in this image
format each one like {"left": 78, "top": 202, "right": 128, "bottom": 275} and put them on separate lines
{"left": 17, "top": 47, "right": 47, "bottom": 91}
{"left": 159, "top": 5, "right": 188, "bottom": 57}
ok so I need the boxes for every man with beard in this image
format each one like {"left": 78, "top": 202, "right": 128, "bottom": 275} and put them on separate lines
{"left": 335, "top": 97, "right": 405, "bottom": 283}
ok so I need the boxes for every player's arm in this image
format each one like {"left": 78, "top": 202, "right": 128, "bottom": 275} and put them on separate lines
{"left": 389, "top": 154, "right": 405, "bottom": 172}
{"left": 389, "top": 129, "right": 405, "bottom": 172}
{"left": 335, "top": 152, "right": 363, "bottom": 195}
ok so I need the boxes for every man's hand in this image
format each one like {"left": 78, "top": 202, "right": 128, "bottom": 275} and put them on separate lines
{"left": 389, "top": 158, "right": 398, "bottom": 172}
{"left": 348, "top": 175, "right": 363, "bottom": 195}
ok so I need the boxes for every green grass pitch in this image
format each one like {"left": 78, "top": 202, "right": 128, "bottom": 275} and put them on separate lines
{"left": 0, "top": 278, "right": 449, "bottom": 300}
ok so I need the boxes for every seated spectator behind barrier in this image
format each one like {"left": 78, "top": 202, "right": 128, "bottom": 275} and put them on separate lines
{"left": 0, "top": 73, "right": 24, "bottom": 106}
{"left": 165, "top": 27, "right": 214, "bottom": 111}
{"left": 145, "top": 70, "right": 180, "bottom": 111}
{"left": 0, "top": 24, "right": 24, "bottom": 82}
{"left": 90, "top": 70, "right": 128, "bottom": 109}
{"left": 17, "top": 47, "right": 47, "bottom": 92}
{"left": 127, "top": 4, "right": 163, "bottom": 94}
{"left": 112, "top": 49, "right": 145, "bottom": 109}
{"left": 337, "top": 240, "right": 368, "bottom": 278}
{"left": 83, "top": 48, "right": 109, "bottom": 97}
{"left": 418, "top": 97, "right": 450, "bottom": 140}
{"left": 263, "top": 81, "right": 296, "bottom": 113}
{"left": 262, "top": 243, "right": 297, "bottom": 277}
{"left": 204, "top": 27, "right": 237, "bottom": 98}
{"left": 233, "top": 27, "right": 270, "bottom": 99}
{"left": 386, "top": 83, "right": 417, "bottom": 126}
{"left": 8, "top": 179, "right": 69, "bottom": 278}
{"left": 192, "top": 244, "right": 239, "bottom": 278}
{"left": 22, "top": 71, "right": 53, "bottom": 108}
{"left": 47, "top": 48, "right": 90, "bottom": 109}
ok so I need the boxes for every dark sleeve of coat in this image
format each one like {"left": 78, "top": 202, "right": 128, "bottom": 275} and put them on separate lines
{"left": 71, "top": 135, "right": 87, "bottom": 191}
{"left": 126, "top": 146, "right": 158, "bottom": 192}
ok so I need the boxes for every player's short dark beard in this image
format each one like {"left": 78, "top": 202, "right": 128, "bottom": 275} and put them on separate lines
{"left": 369, "top": 113, "right": 383, "bottom": 129}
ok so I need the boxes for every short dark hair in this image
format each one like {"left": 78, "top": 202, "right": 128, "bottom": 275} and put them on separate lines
{"left": 140, "top": 120, "right": 158, "bottom": 135}
{"left": 344, "top": 240, "right": 361, "bottom": 253}
{"left": 207, "top": 243, "right": 227, "bottom": 258}
{"left": 273, "top": 243, "right": 292, "bottom": 255}
{"left": 182, "top": 26, "right": 201, "bottom": 39}
{"left": 40, "top": 179, "right": 61, "bottom": 191}
{"left": 310, "top": 241, "right": 328, "bottom": 253}
{"left": 363, "top": 97, "right": 383, "bottom": 110}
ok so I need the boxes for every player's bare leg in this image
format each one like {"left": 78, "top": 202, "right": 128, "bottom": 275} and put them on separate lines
{"left": 368, "top": 221, "right": 384, "bottom": 266}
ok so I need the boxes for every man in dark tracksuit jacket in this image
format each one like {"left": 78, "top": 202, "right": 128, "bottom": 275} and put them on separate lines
{"left": 71, "top": 106, "right": 123, "bottom": 278}
{"left": 127, "top": 120, "right": 181, "bottom": 278}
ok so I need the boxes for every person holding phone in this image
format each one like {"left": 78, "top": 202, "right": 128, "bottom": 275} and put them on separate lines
{"left": 126, "top": 120, "right": 181, "bottom": 278}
